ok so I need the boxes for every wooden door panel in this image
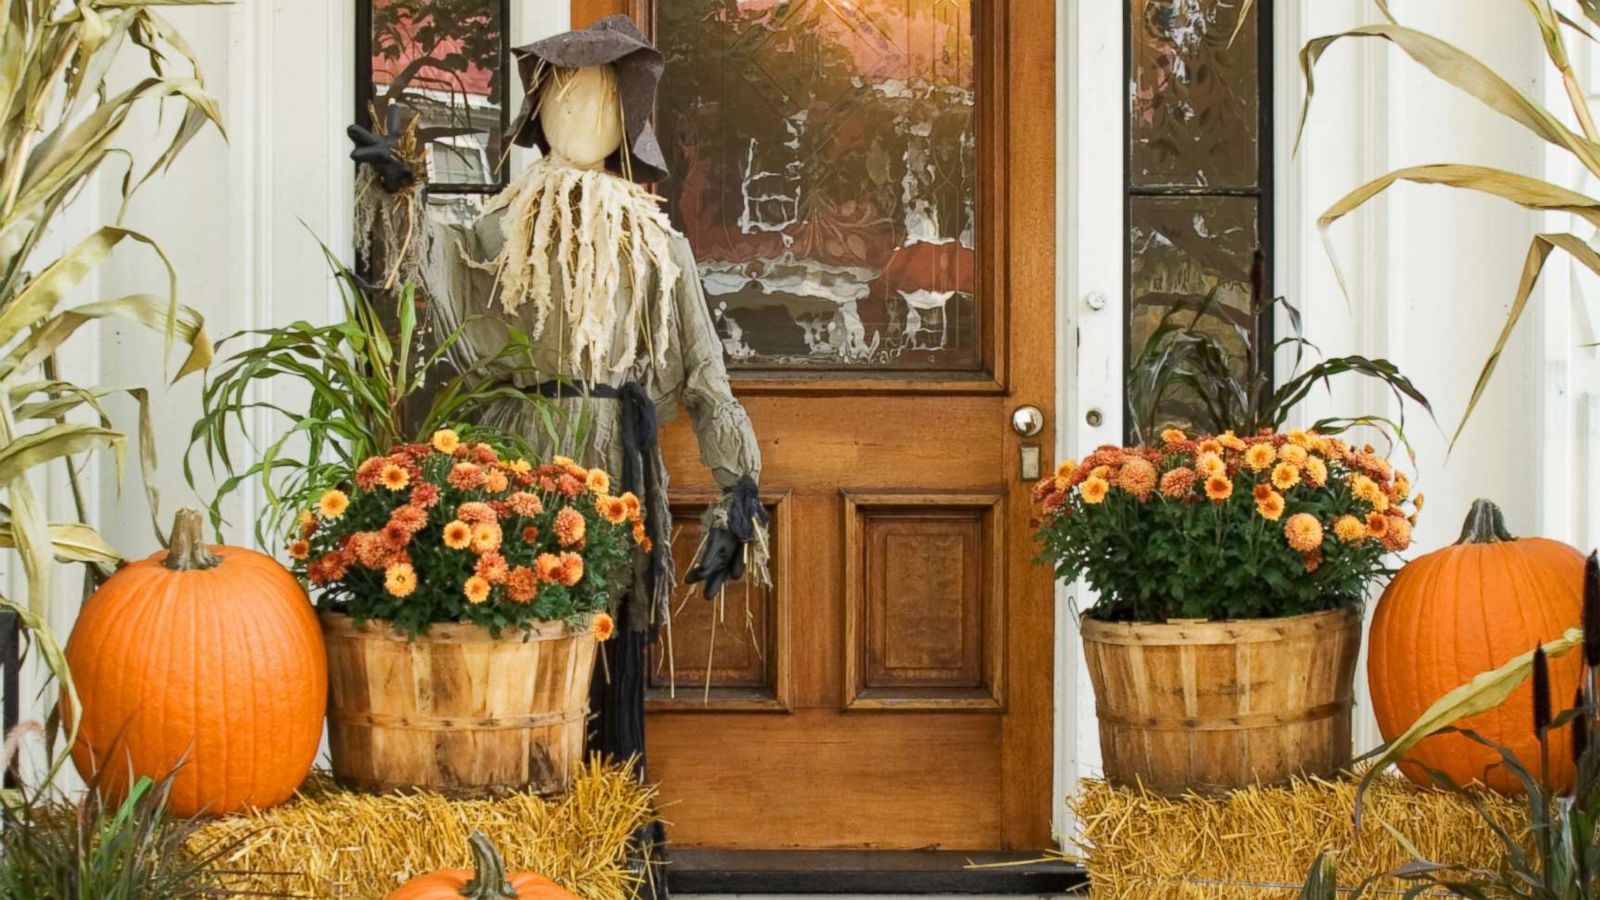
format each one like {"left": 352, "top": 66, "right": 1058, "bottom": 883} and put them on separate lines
{"left": 844, "top": 492, "right": 1004, "bottom": 710}
{"left": 649, "top": 712, "right": 1004, "bottom": 849}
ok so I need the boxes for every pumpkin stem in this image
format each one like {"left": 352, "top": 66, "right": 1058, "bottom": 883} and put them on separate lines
{"left": 1455, "top": 498, "right": 1515, "bottom": 545}
{"left": 163, "top": 508, "right": 222, "bottom": 572}
{"left": 458, "top": 830, "right": 519, "bottom": 900}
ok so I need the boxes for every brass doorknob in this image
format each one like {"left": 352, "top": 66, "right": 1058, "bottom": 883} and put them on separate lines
{"left": 1011, "top": 404, "right": 1045, "bottom": 437}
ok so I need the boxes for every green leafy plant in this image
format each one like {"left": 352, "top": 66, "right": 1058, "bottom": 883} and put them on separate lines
{"left": 0, "top": 0, "right": 222, "bottom": 763}
{"left": 0, "top": 730, "right": 270, "bottom": 899}
{"left": 1237, "top": 0, "right": 1600, "bottom": 447}
{"left": 299, "top": 433, "right": 640, "bottom": 638}
{"left": 1127, "top": 286, "right": 1432, "bottom": 448}
{"left": 186, "top": 254, "right": 555, "bottom": 546}
{"left": 1034, "top": 430, "right": 1419, "bottom": 622}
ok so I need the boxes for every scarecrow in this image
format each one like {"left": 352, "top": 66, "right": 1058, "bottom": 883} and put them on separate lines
{"left": 347, "top": 13, "right": 767, "bottom": 861}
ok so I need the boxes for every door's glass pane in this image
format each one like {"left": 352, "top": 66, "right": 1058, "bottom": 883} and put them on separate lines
{"left": 656, "top": 0, "right": 980, "bottom": 373}
{"left": 1128, "top": 195, "right": 1261, "bottom": 433}
{"left": 366, "top": 0, "right": 506, "bottom": 191}
{"left": 1130, "top": 0, "right": 1259, "bottom": 189}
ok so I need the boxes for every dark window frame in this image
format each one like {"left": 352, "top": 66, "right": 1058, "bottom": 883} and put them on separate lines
{"left": 355, "top": 0, "right": 513, "bottom": 196}
{"left": 1121, "top": 0, "right": 1275, "bottom": 440}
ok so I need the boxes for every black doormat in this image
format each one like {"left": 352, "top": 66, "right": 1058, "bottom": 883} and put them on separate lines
{"left": 664, "top": 849, "right": 1087, "bottom": 894}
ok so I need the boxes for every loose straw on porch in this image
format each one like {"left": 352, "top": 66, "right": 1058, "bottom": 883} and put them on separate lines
{"left": 1070, "top": 771, "right": 1526, "bottom": 898}
{"left": 190, "top": 759, "right": 656, "bottom": 900}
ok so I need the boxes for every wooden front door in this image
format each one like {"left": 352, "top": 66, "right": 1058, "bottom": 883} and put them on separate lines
{"left": 572, "top": 0, "right": 1056, "bottom": 851}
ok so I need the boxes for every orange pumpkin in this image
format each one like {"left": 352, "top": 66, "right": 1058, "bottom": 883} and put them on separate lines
{"left": 387, "top": 830, "right": 577, "bottom": 900}
{"left": 65, "top": 508, "right": 326, "bottom": 816}
{"left": 1369, "top": 498, "right": 1585, "bottom": 793}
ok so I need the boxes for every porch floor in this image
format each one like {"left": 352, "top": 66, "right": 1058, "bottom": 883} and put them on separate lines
{"left": 665, "top": 849, "right": 1087, "bottom": 895}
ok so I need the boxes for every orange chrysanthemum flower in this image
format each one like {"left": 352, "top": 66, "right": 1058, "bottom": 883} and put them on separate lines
{"left": 1253, "top": 483, "right": 1274, "bottom": 502}
{"left": 318, "top": 489, "right": 350, "bottom": 520}
{"left": 475, "top": 552, "right": 509, "bottom": 584}
{"left": 1381, "top": 515, "right": 1413, "bottom": 551}
{"left": 554, "top": 506, "right": 587, "bottom": 547}
{"left": 1277, "top": 444, "right": 1308, "bottom": 467}
{"left": 390, "top": 504, "right": 428, "bottom": 534}
{"left": 1366, "top": 512, "right": 1391, "bottom": 539}
{"left": 1116, "top": 457, "right": 1158, "bottom": 500}
{"left": 535, "top": 553, "right": 564, "bottom": 584}
{"left": 1286, "top": 429, "right": 1314, "bottom": 450}
{"left": 1160, "top": 428, "right": 1187, "bottom": 446}
{"left": 431, "top": 429, "right": 461, "bottom": 455}
{"left": 486, "top": 469, "right": 510, "bottom": 494}
{"left": 1303, "top": 550, "right": 1323, "bottom": 573}
{"left": 600, "top": 495, "right": 629, "bottom": 525}
{"left": 505, "top": 566, "right": 539, "bottom": 603}
{"left": 410, "top": 483, "right": 440, "bottom": 508}
{"left": 448, "top": 462, "right": 488, "bottom": 491}
{"left": 1243, "top": 444, "right": 1276, "bottom": 472}
{"left": 470, "top": 522, "right": 503, "bottom": 554}
{"left": 592, "top": 612, "right": 616, "bottom": 642}
{"left": 1334, "top": 515, "right": 1367, "bottom": 543}
{"left": 1305, "top": 457, "right": 1328, "bottom": 487}
{"left": 1284, "top": 513, "right": 1324, "bottom": 552}
{"left": 298, "top": 509, "right": 318, "bottom": 539}
{"left": 1255, "top": 490, "right": 1285, "bottom": 521}
{"left": 385, "top": 563, "right": 417, "bottom": 598}
{"left": 380, "top": 463, "right": 410, "bottom": 492}
{"left": 463, "top": 576, "right": 492, "bottom": 605}
{"left": 1271, "top": 462, "right": 1301, "bottom": 491}
{"left": 443, "top": 519, "right": 473, "bottom": 550}
{"left": 1196, "top": 451, "right": 1227, "bottom": 479}
{"left": 586, "top": 468, "right": 611, "bottom": 494}
{"left": 456, "top": 501, "right": 497, "bottom": 525}
{"left": 1159, "top": 467, "right": 1197, "bottom": 499}
{"left": 382, "top": 522, "right": 412, "bottom": 550}
{"left": 557, "top": 474, "right": 583, "bottom": 498}
{"left": 1218, "top": 431, "right": 1247, "bottom": 452}
{"left": 1196, "top": 438, "right": 1224, "bottom": 456}
{"left": 356, "top": 456, "right": 387, "bottom": 491}
{"left": 287, "top": 539, "right": 310, "bottom": 560}
{"left": 1204, "top": 475, "right": 1233, "bottom": 502}
{"left": 353, "top": 531, "right": 392, "bottom": 569}
{"left": 631, "top": 520, "right": 647, "bottom": 545}
{"left": 1080, "top": 476, "right": 1111, "bottom": 505}
{"left": 621, "top": 492, "right": 641, "bottom": 520}
{"left": 1055, "top": 459, "right": 1079, "bottom": 479}
{"left": 558, "top": 552, "right": 585, "bottom": 587}
{"left": 507, "top": 491, "right": 544, "bottom": 517}
{"left": 522, "top": 525, "right": 540, "bottom": 544}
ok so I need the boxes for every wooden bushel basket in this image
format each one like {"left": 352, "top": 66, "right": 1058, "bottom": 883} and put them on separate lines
{"left": 1080, "top": 608, "right": 1360, "bottom": 796}
{"left": 321, "top": 612, "right": 597, "bottom": 797}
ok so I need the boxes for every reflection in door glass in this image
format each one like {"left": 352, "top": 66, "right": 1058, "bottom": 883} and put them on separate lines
{"left": 364, "top": 0, "right": 507, "bottom": 191}
{"left": 656, "top": 0, "right": 979, "bottom": 372}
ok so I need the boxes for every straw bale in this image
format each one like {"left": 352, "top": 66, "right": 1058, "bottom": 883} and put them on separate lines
{"left": 189, "top": 759, "right": 654, "bottom": 899}
{"left": 1069, "top": 771, "right": 1527, "bottom": 897}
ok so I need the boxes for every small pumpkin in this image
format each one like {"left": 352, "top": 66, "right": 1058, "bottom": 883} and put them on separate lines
{"left": 387, "top": 830, "right": 577, "bottom": 900}
{"left": 65, "top": 508, "right": 326, "bottom": 816}
{"left": 1369, "top": 498, "right": 1585, "bottom": 793}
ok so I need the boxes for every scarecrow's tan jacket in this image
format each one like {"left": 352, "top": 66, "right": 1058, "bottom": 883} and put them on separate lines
{"left": 412, "top": 184, "right": 765, "bottom": 630}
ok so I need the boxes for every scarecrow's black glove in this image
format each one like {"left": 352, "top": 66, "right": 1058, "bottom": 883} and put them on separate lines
{"left": 683, "top": 476, "right": 763, "bottom": 600}
{"left": 685, "top": 528, "right": 744, "bottom": 600}
{"left": 347, "top": 105, "right": 417, "bottom": 194}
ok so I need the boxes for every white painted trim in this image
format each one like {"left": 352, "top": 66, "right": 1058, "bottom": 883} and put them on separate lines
{"left": 1057, "top": 0, "right": 1125, "bottom": 834}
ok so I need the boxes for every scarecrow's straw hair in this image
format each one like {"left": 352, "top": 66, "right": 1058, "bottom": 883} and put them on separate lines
{"left": 190, "top": 759, "right": 655, "bottom": 900}
{"left": 1070, "top": 772, "right": 1525, "bottom": 898}
{"left": 479, "top": 149, "right": 679, "bottom": 382}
